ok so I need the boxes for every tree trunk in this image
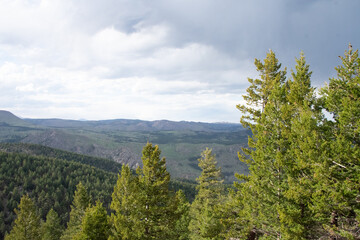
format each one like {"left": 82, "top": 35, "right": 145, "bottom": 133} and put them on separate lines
{"left": 247, "top": 227, "right": 257, "bottom": 240}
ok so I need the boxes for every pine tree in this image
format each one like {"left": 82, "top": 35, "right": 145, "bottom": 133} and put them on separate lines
{"left": 234, "top": 47, "right": 359, "bottom": 239}
{"left": 61, "top": 182, "right": 91, "bottom": 240}
{"left": 76, "top": 201, "right": 110, "bottom": 240}
{"left": 110, "top": 143, "right": 177, "bottom": 240}
{"left": 41, "top": 208, "right": 64, "bottom": 240}
{"left": 237, "top": 50, "right": 287, "bottom": 129}
{"left": 189, "top": 148, "right": 223, "bottom": 240}
{"left": 137, "top": 143, "right": 176, "bottom": 240}
{"left": 317, "top": 44, "right": 360, "bottom": 238}
{"left": 287, "top": 52, "right": 315, "bottom": 106}
{"left": 279, "top": 52, "right": 322, "bottom": 239}
{"left": 236, "top": 50, "right": 288, "bottom": 239}
{"left": 173, "top": 190, "right": 190, "bottom": 240}
{"left": 109, "top": 164, "right": 143, "bottom": 240}
{"left": 5, "top": 194, "right": 41, "bottom": 240}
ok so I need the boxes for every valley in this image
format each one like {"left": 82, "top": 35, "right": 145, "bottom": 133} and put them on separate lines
{"left": 0, "top": 110, "right": 249, "bottom": 182}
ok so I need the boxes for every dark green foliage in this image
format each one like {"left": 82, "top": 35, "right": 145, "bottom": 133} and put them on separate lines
{"left": 0, "top": 143, "right": 123, "bottom": 174}
{"left": 0, "top": 143, "right": 197, "bottom": 239}
{"left": 0, "top": 151, "right": 117, "bottom": 238}
{"left": 169, "top": 179, "right": 197, "bottom": 202}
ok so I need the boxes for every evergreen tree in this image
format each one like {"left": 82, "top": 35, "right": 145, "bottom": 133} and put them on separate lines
{"left": 234, "top": 47, "right": 359, "bottom": 239}
{"left": 110, "top": 143, "right": 177, "bottom": 240}
{"left": 173, "top": 190, "right": 190, "bottom": 240}
{"left": 317, "top": 44, "right": 360, "bottom": 239}
{"left": 189, "top": 148, "right": 223, "bottom": 240}
{"left": 109, "top": 165, "right": 143, "bottom": 240}
{"left": 5, "top": 194, "right": 41, "bottom": 240}
{"left": 219, "top": 184, "right": 254, "bottom": 239}
{"left": 61, "top": 182, "right": 91, "bottom": 240}
{"left": 76, "top": 201, "right": 110, "bottom": 240}
{"left": 235, "top": 50, "right": 323, "bottom": 239}
{"left": 237, "top": 50, "right": 287, "bottom": 128}
{"left": 287, "top": 52, "right": 315, "bottom": 106}
{"left": 236, "top": 50, "right": 288, "bottom": 239}
{"left": 137, "top": 143, "right": 176, "bottom": 240}
{"left": 41, "top": 208, "right": 64, "bottom": 240}
{"left": 280, "top": 52, "right": 322, "bottom": 239}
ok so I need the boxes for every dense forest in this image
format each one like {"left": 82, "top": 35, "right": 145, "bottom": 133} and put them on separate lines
{"left": 0, "top": 143, "right": 196, "bottom": 239}
{"left": 1, "top": 44, "right": 359, "bottom": 239}
{"left": 0, "top": 151, "right": 117, "bottom": 239}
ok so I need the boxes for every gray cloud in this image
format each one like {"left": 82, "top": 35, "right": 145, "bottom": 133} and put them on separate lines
{"left": 0, "top": 0, "right": 358, "bottom": 122}
{"left": 145, "top": 0, "right": 359, "bottom": 81}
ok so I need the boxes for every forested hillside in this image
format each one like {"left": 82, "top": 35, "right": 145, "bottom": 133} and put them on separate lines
{"left": 0, "top": 143, "right": 123, "bottom": 174}
{"left": 0, "top": 111, "right": 249, "bottom": 182}
{"left": 0, "top": 144, "right": 197, "bottom": 239}
{"left": 0, "top": 151, "right": 117, "bottom": 239}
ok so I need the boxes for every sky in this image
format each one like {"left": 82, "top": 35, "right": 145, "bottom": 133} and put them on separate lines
{"left": 0, "top": 0, "right": 359, "bottom": 123}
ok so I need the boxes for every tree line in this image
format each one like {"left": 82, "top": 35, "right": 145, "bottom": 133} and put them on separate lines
{"left": 3, "top": 44, "right": 360, "bottom": 239}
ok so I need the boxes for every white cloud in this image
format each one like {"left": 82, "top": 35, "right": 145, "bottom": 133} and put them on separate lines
{"left": 91, "top": 24, "right": 168, "bottom": 56}
{"left": 0, "top": 0, "right": 358, "bottom": 122}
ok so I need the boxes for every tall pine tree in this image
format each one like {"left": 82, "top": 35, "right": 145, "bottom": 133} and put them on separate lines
{"left": 173, "top": 190, "right": 190, "bottom": 240}
{"left": 236, "top": 50, "right": 288, "bottom": 239}
{"left": 61, "top": 182, "right": 91, "bottom": 240}
{"left": 189, "top": 148, "right": 224, "bottom": 240}
{"left": 279, "top": 52, "right": 322, "bottom": 239}
{"left": 110, "top": 143, "right": 177, "bottom": 240}
{"left": 137, "top": 143, "right": 176, "bottom": 240}
{"left": 109, "top": 164, "right": 143, "bottom": 240}
{"left": 317, "top": 44, "right": 360, "bottom": 238}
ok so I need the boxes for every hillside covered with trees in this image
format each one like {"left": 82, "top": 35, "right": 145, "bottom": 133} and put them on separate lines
{"left": 0, "top": 110, "right": 249, "bottom": 183}
{"left": 0, "top": 144, "right": 196, "bottom": 239}
{"left": 2, "top": 44, "right": 359, "bottom": 239}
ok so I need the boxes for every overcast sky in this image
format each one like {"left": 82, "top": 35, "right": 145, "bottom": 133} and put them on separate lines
{"left": 0, "top": 0, "right": 359, "bottom": 123}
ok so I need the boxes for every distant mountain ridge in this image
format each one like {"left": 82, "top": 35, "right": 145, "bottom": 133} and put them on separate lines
{"left": 0, "top": 110, "right": 249, "bottom": 182}
{"left": 25, "top": 118, "right": 244, "bottom": 132}
{"left": 0, "top": 110, "right": 244, "bottom": 132}
{"left": 0, "top": 110, "right": 35, "bottom": 127}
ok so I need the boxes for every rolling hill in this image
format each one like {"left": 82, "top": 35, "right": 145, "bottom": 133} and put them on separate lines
{"left": 0, "top": 110, "right": 250, "bottom": 182}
